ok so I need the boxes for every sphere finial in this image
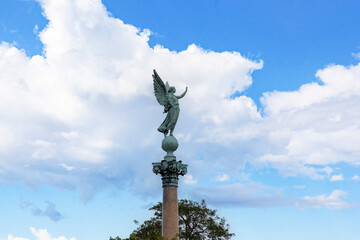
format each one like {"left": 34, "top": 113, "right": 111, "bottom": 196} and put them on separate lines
{"left": 161, "top": 136, "right": 178, "bottom": 161}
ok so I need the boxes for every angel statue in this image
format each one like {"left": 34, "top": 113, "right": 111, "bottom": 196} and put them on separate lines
{"left": 153, "top": 69, "right": 188, "bottom": 137}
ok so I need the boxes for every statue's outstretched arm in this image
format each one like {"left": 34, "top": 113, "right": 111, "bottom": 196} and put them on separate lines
{"left": 176, "top": 87, "right": 188, "bottom": 99}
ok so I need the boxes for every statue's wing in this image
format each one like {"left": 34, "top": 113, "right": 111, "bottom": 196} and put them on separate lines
{"left": 165, "top": 81, "right": 170, "bottom": 92}
{"left": 153, "top": 69, "right": 167, "bottom": 106}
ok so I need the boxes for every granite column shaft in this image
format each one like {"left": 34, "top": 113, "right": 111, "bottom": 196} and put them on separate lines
{"left": 162, "top": 186, "right": 179, "bottom": 239}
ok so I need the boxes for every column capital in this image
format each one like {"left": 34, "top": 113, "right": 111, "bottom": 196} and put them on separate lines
{"left": 153, "top": 159, "right": 188, "bottom": 187}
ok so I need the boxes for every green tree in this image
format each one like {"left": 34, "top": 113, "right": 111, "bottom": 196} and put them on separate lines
{"left": 109, "top": 234, "right": 171, "bottom": 240}
{"left": 110, "top": 199, "right": 234, "bottom": 240}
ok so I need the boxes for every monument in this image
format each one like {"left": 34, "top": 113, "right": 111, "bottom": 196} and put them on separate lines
{"left": 152, "top": 70, "right": 188, "bottom": 240}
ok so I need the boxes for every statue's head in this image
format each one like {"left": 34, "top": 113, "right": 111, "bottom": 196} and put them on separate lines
{"left": 169, "top": 86, "right": 176, "bottom": 93}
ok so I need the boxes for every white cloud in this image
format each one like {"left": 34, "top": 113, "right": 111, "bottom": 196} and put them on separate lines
{"left": 7, "top": 236, "right": 29, "bottom": 240}
{"left": 330, "top": 174, "right": 344, "bottom": 182}
{"left": 352, "top": 52, "right": 360, "bottom": 60}
{"left": 0, "top": 0, "right": 359, "bottom": 200}
{"left": 5, "top": 228, "right": 76, "bottom": 240}
{"left": 352, "top": 174, "right": 359, "bottom": 180}
{"left": 182, "top": 174, "right": 197, "bottom": 185}
{"left": 296, "top": 190, "right": 353, "bottom": 210}
{"left": 33, "top": 25, "right": 39, "bottom": 35}
{"left": 213, "top": 172, "right": 230, "bottom": 182}
{"left": 30, "top": 228, "right": 76, "bottom": 240}
{"left": 0, "top": 0, "right": 262, "bottom": 198}
{"left": 256, "top": 63, "right": 360, "bottom": 177}
{"left": 59, "top": 163, "right": 74, "bottom": 171}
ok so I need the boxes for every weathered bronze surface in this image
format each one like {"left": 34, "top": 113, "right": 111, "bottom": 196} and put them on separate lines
{"left": 153, "top": 158, "right": 188, "bottom": 187}
{"left": 152, "top": 69, "right": 188, "bottom": 240}
{"left": 152, "top": 70, "right": 188, "bottom": 187}
{"left": 153, "top": 69, "right": 187, "bottom": 137}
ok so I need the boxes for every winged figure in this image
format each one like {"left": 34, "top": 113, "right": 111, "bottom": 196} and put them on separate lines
{"left": 153, "top": 69, "right": 188, "bottom": 137}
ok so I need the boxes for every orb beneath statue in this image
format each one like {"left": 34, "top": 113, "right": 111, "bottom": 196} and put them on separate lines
{"left": 162, "top": 136, "right": 178, "bottom": 160}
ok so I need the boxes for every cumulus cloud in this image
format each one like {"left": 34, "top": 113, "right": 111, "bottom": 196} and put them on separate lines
{"left": 295, "top": 190, "right": 353, "bottom": 210}
{"left": 5, "top": 227, "right": 76, "bottom": 240}
{"left": 352, "top": 174, "right": 359, "bottom": 180}
{"left": 213, "top": 172, "right": 230, "bottom": 182}
{"left": 182, "top": 174, "right": 197, "bottom": 185}
{"left": 0, "top": 0, "right": 359, "bottom": 202}
{"left": 256, "top": 63, "right": 360, "bottom": 178}
{"left": 330, "top": 174, "right": 344, "bottom": 182}
{"left": 0, "top": 0, "right": 261, "bottom": 199}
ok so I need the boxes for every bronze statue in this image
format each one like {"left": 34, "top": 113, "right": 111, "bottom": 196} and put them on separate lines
{"left": 153, "top": 69, "right": 187, "bottom": 137}
{"left": 152, "top": 70, "right": 189, "bottom": 239}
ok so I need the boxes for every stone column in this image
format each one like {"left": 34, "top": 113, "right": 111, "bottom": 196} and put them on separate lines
{"left": 162, "top": 186, "right": 178, "bottom": 239}
{"left": 153, "top": 136, "right": 188, "bottom": 240}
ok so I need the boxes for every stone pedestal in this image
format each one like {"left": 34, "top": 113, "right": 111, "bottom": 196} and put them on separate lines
{"left": 153, "top": 136, "right": 188, "bottom": 240}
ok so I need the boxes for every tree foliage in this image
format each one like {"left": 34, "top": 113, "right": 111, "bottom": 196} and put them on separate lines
{"left": 110, "top": 199, "right": 234, "bottom": 240}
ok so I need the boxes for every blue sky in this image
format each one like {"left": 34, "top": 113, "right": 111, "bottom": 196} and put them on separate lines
{"left": 0, "top": 0, "right": 360, "bottom": 240}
